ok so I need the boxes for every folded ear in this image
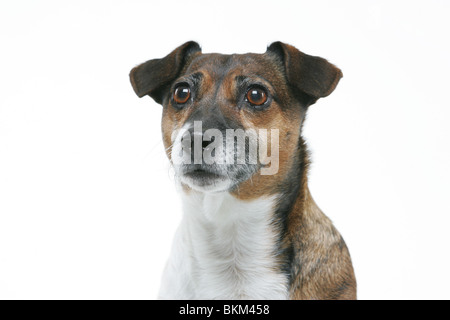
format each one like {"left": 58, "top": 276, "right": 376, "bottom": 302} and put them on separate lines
{"left": 266, "top": 41, "right": 343, "bottom": 106}
{"left": 129, "top": 41, "right": 201, "bottom": 104}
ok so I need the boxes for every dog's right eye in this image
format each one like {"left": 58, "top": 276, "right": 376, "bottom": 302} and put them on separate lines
{"left": 173, "top": 85, "right": 191, "bottom": 105}
{"left": 245, "top": 86, "right": 269, "bottom": 109}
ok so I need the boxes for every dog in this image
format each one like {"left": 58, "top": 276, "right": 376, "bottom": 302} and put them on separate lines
{"left": 129, "top": 41, "right": 356, "bottom": 300}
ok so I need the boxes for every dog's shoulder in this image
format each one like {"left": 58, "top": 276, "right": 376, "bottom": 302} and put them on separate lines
{"left": 288, "top": 188, "right": 357, "bottom": 300}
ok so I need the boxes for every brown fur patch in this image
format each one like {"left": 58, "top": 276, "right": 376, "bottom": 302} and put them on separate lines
{"left": 286, "top": 187, "right": 357, "bottom": 300}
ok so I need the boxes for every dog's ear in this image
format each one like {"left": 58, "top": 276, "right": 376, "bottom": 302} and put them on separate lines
{"left": 129, "top": 41, "right": 201, "bottom": 104}
{"left": 267, "top": 41, "right": 342, "bottom": 106}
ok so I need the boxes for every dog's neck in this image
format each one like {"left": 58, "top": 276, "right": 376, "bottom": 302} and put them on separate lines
{"left": 177, "top": 190, "right": 289, "bottom": 299}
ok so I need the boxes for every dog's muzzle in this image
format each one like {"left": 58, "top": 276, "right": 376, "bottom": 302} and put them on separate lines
{"left": 171, "top": 122, "right": 259, "bottom": 192}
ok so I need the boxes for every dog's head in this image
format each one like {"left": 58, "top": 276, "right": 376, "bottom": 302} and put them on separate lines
{"left": 130, "top": 41, "right": 342, "bottom": 194}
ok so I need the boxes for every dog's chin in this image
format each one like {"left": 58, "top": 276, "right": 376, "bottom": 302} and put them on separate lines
{"left": 180, "top": 170, "right": 232, "bottom": 193}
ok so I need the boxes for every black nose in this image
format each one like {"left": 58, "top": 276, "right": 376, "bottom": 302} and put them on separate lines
{"left": 188, "top": 130, "right": 218, "bottom": 164}
{"left": 201, "top": 136, "right": 212, "bottom": 151}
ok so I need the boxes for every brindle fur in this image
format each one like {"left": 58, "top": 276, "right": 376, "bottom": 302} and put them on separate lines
{"left": 130, "top": 41, "right": 357, "bottom": 300}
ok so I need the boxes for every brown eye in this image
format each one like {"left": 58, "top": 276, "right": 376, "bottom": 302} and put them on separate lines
{"left": 246, "top": 87, "right": 268, "bottom": 106}
{"left": 173, "top": 85, "right": 191, "bottom": 104}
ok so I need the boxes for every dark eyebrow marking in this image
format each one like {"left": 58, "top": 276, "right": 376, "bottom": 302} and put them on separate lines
{"left": 235, "top": 75, "right": 247, "bottom": 86}
{"left": 234, "top": 75, "right": 275, "bottom": 90}
{"left": 188, "top": 72, "right": 204, "bottom": 85}
{"left": 174, "top": 72, "right": 204, "bottom": 86}
{"left": 172, "top": 72, "right": 204, "bottom": 92}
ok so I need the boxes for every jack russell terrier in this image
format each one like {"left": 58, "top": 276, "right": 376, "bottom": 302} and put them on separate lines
{"left": 129, "top": 41, "right": 356, "bottom": 300}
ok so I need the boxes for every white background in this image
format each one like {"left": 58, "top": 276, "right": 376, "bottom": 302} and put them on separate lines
{"left": 1, "top": 0, "right": 449, "bottom": 300}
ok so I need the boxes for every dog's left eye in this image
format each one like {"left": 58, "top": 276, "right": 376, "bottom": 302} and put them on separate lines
{"left": 245, "top": 87, "right": 268, "bottom": 107}
{"left": 173, "top": 85, "right": 191, "bottom": 104}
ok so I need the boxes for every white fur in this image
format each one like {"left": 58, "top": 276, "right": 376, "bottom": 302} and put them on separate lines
{"left": 158, "top": 191, "right": 289, "bottom": 300}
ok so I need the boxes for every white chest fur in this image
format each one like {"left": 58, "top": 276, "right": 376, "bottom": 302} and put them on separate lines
{"left": 158, "top": 191, "right": 289, "bottom": 300}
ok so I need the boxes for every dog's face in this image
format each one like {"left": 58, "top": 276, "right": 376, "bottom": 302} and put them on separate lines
{"left": 130, "top": 42, "right": 342, "bottom": 194}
